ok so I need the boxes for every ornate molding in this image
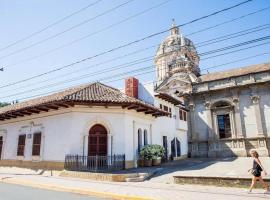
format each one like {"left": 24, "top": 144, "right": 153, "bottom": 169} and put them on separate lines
{"left": 188, "top": 103, "right": 195, "bottom": 111}
{"left": 250, "top": 95, "right": 260, "bottom": 104}
{"left": 232, "top": 97, "right": 239, "bottom": 105}
{"left": 204, "top": 101, "right": 211, "bottom": 110}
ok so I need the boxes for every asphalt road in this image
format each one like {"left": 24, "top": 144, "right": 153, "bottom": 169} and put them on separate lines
{"left": 0, "top": 183, "right": 109, "bottom": 200}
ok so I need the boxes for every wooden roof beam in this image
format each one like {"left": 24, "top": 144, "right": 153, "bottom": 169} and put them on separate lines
{"left": 5, "top": 114, "right": 17, "bottom": 118}
{"left": 12, "top": 112, "right": 24, "bottom": 117}
{"left": 136, "top": 107, "right": 148, "bottom": 112}
{"left": 35, "top": 107, "right": 49, "bottom": 112}
{"left": 127, "top": 105, "right": 139, "bottom": 110}
{"left": 54, "top": 103, "right": 69, "bottom": 108}
{"left": 145, "top": 110, "right": 157, "bottom": 114}
{"left": 45, "top": 105, "right": 59, "bottom": 110}
{"left": 26, "top": 109, "right": 40, "bottom": 114}
{"left": 19, "top": 111, "right": 32, "bottom": 115}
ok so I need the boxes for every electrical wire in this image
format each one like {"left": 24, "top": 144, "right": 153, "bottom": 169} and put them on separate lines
{"left": 0, "top": 0, "right": 255, "bottom": 89}
{"left": 0, "top": 0, "right": 103, "bottom": 52}
{"left": 0, "top": 0, "right": 136, "bottom": 60}
{"left": 7, "top": 50, "right": 270, "bottom": 103}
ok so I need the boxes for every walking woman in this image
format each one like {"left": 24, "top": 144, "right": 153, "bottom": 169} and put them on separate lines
{"left": 248, "top": 150, "right": 269, "bottom": 193}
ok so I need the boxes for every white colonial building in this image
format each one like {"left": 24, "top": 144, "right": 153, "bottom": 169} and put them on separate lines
{"left": 0, "top": 79, "right": 188, "bottom": 170}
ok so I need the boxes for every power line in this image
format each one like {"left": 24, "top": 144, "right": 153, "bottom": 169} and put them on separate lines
{"left": 0, "top": 46, "right": 157, "bottom": 94}
{"left": 0, "top": 0, "right": 103, "bottom": 52}
{"left": 0, "top": 58, "right": 154, "bottom": 99}
{"left": 4, "top": 1, "right": 266, "bottom": 71}
{"left": 201, "top": 41, "right": 270, "bottom": 60}
{"left": 7, "top": 21, "right": 270, "bottom": 87}
{"left": 1, "top": 32, "right": 269, "bottom": 97}
{"left": 7, "top": 50, "right": 270, "bottom": 103}
{"left": 2, "top": 39, "right": 270, "bottom": 100}
{"left": 201, "top": 51, "right": 270, "bottom": 71}
{"left": 0, "top": 0, "right": 136, "bottom": 61}
{"left": 196, "top": 23, "right": 270, "bottom": 48}
{"left": 199, "top": 35, "right": 270, "bottom": 56}
{"left": 0, "top": 0, "right": 254, "bottom": 88}
{"left": 4, "top": 0, "right": 172, "bottom": 69}
{"left": 186, "top": 6, "right": 270, "bottom": 36}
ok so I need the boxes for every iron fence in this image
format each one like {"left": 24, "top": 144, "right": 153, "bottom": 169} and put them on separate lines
{"left": 64, "top": 154, "right": 125, "bottom": 172}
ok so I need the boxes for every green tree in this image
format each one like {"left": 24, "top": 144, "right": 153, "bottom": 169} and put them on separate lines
{"left": 0, "top": 102, "right": 10, "bottom": 107}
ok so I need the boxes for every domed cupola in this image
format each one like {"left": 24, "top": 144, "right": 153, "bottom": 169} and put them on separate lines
{"left": 155, "top": 20, "right": 200, "bottom": 85}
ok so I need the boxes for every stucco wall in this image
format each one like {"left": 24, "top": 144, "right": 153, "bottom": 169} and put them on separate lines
{"left": 0, "top": 103, "right": 188, "bottom": 168}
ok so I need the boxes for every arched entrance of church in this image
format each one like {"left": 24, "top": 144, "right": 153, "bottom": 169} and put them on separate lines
{"left": 88, "top": 124, "right": 107, "bottom": 156}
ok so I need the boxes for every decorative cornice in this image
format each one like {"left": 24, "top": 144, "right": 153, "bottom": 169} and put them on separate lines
{"left": 250, "top": 95, "right": 260, "bottom": 104}
{"left": 204, "top": 101, "right": 211, "bottom": 109}
{"left": 188, "top": 103, "right": 195, "bottom": 111}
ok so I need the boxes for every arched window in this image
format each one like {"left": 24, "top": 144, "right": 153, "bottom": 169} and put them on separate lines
{"left": 143, "top": 130, "right": 148, "bottom": 146}
{"left": 138, "top": 129, "right": 142, "bottom": 153}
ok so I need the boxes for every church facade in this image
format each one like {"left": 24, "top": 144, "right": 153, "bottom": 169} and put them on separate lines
{"left": 155, "top": 23, "right": 270, "bottom": 158}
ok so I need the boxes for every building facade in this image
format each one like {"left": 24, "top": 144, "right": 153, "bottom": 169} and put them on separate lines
{"left": 154, "top": 22, "right": 270, "bottom": 158}
{"left": 0, "top": 81, "right": 188, "bottom": 170}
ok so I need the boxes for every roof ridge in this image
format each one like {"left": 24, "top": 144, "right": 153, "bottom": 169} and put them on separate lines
{"left": 199, "top": 62, "right": 270, "bottom": 83}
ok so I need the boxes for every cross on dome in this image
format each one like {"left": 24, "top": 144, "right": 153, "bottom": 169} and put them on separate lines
{"left": 170, "top": 18, "right": 179, "bottom": 35}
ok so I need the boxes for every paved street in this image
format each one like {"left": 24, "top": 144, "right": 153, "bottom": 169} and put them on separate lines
{"left": 0, "top": 182, "right": 108, "bottom": 200}
{"left": 1, "top": 174, "right": 270, "bottom": 200}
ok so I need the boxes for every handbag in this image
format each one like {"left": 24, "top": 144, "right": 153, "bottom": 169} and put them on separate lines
{"left": 251, "top": 168, "right": 261, "bottom": 176}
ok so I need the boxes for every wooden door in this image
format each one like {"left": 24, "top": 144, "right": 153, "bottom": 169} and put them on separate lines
{"left": 88, "top": 124, "right": 107, "bottom": 156}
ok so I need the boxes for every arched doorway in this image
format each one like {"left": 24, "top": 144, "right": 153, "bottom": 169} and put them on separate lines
{"left": 88, "top": 124, "right": 107, "bottom": 156}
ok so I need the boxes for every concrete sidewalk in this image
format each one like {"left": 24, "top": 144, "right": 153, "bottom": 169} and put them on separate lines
{"left": 150, "top": 157, "right": 270, "bottom": 184}
{"left": 0, "top": 173, "right": 269, "bottom": 200}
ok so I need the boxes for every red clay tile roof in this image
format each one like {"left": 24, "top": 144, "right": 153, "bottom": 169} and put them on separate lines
{"left": 199, "top": 62, "right": 270, "bottom": 82}
{"left": 0, "top": 82, "right": 168, "bottom": 120}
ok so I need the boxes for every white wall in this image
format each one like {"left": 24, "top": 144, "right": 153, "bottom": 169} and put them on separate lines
{"left": 0, "top": 81, "right": 188, "bottom": 166}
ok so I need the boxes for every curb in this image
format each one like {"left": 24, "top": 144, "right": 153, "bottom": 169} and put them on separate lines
{"left": 1, "top": 178, "right": 153, "bottom": 200}
{"left": 173, "top": 175, "right": 270, "bottom": 188}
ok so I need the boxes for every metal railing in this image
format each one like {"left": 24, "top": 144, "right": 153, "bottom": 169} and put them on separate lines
{"left": 64, "top": 154, "right": 125, "bottom": 172}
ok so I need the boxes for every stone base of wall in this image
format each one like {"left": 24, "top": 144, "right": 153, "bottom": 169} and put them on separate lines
{"left": 60, "top": 171, "right": 129, "bottom": 182}
{"left": 173, "top": 155, "right": 188, "bottom": 160}
{"left": 190, "top": 137, "right": 270, "bottom": 158}
{"left": 0, "top": 160, "right": 64, "bottom": 170}
{"left": 125, "top": 160, "right": 135, "bottom": 169}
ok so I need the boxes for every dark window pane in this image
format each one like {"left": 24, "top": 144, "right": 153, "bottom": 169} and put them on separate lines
{"left": 179, "top": 110, "right": 183, "bottom": 120}
{"left": 32, "top": 133, "right": 41, "bottom": 156}
{"left": 183, "top": 111, "right": 187, "bottom": 121}
{"left": 17, "top": 135, "right": 26, "bottom": 156}
{"left": 143, "top": 130, "right": 148, "bottom": 145}
{"left": 138, "top": 129, "right": 142, "bottom": 153}
{"left": 163, "top": 106, "right": 168, "bottom": 112}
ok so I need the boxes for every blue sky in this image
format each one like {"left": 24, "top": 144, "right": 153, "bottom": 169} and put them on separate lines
{"left": 0, "top": 0, "right": 269, "bottom": 103}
